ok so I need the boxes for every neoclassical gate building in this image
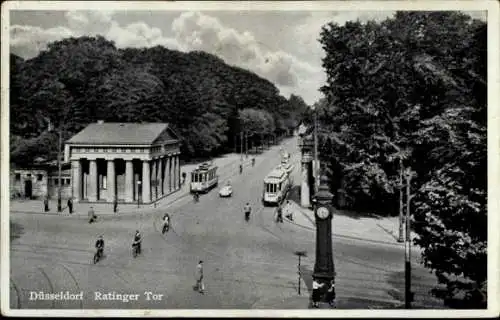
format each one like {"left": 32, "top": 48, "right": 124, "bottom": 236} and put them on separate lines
{"left": 65, "top": 122, "right": 181, "bottom": 204}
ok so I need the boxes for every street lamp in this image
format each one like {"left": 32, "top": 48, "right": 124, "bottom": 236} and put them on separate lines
{"left": 404, "top": 168, "right": 416, "bottom": 308}
{"left": 294, "top": 250, "right": 307, "bottom": 295}
{"left": 374, "top": 135, "right": 405, "bottom": 243}
{"left": 137, "top": 180, "right": 142, "bottom": 208}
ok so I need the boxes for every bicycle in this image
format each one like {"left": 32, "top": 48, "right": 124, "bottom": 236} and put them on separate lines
{"left": 162, "top": 222, "right": 170, "bottom": 234}
{"left": 132, "top": 242, "right": 141, "bottom": 258}
{"left": 93, "top": 247, "right": 103, "bottom": 264}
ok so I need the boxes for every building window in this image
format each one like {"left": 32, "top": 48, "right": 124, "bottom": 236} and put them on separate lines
{"left": 27, "top": 174, "right": 31, "bottom": 177}
{"left": 66, "top": 178, "right": 70, "bottom": 185}
{"left": 15, "top": 173, "right": 21, "bottom": 181}
{"left": 37, "top": 174, "right": 43, "bottom": 181}
{"left": 54, "top": 178, "right": 59, "bottom": 186}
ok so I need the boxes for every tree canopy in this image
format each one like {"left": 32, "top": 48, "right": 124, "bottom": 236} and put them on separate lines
{"left": 10, "top": 36, "right": 309, "bottom": 164}
{"left": 317, "top": 11, "right": 486, "bottom": 307}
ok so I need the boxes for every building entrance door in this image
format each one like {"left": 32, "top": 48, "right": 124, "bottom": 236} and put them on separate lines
{"left": 24, "top": 180, "right": 32, "bottom": 199}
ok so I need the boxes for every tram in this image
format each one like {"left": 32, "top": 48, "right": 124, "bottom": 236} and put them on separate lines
{"left": 262, "top": 166, "right": 291, "bottom": 206}
{"left": 279, "top": 151, "right": 294, "bottom": 175}
{"left": 190, "top": 162, "right": 219, "bottom": 193}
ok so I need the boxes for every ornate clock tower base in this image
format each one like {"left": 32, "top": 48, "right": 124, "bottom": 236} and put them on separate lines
{"left": 312, "top": 175, "right": 336, "bottom": 303}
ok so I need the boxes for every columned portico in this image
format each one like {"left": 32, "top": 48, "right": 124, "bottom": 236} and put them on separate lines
{"left": 66, "top": 122, "right": 182, "bottom": 205}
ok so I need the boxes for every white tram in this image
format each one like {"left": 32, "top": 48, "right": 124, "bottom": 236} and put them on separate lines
{"left": 262, "top": 166, "right": 291, "bottom": 206}
{"left": 190, "top": 162, "right": 219, "bottom": 193}
{"left": 279, "top": 152, "right": 294, "bottom": 175}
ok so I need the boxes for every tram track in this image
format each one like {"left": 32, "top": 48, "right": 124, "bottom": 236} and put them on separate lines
{"left": 10, "top": 277, "right": 22, "bottom": 309}
{"left": 36, "top": 267, "right": 56, "bottom": 308}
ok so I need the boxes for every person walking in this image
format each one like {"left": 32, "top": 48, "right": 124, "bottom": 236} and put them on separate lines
{"left": 113, "top": 199, "right": 118, "bottom": 213}
{"left": 312, "top": 277, "right": 324, "bottom": 308}
{"left": 276, "top": 205, "right": 283, "bottom": 223}
{"left": 88, "top": 206, "right": 96, "bottom": 224}
{"left": 326, "top": 279, "right": 336, "bottom": 308}
{"left": 67, "top": 198, "right": 73, "bottom": 214}
{"left": 196, "top": 260, "right": 205, "bottom": 294}
{"left": 43, "top": 197, "right": 49, "bottom": 212}
{"left": 284, "top": 200, "right": 293, "bottom": 221}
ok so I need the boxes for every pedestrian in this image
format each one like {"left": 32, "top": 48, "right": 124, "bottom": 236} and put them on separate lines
{"left": 67, "top": 198, "right": 73, "bottom": 214}
{"left": 43, "top": 197, "right": 49, "bottom": 212}
{"left": 326, "top": 279, "right": 336, "bottom": 308}
{"left": 113, "top": 199, "right": 118, "bottom": 213}
{"left": 196, "top": 260, "right": 205, "bottom": 294}
{"left": 276, "top": 205, "right": 283, "bottom": 223}
{"left": 312, "top": 277, "right": 324, "bottom": 308}
{"left": 88, "top": 206, "right": 96, "bottom": 224}
{"left": 284, "top": 200, "right": 293, "bottom": 221}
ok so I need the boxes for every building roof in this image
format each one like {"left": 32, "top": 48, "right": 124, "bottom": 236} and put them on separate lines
{"left": 66, "top": 122, "right": 178, "bottom": 145}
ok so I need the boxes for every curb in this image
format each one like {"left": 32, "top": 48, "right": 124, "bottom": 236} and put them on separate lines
{"left": 284, "top": 204, "right": 405, "bottom": 247}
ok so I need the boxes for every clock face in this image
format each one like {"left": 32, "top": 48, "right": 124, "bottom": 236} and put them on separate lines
{"left": 317, "top": 206, "right": 329, "bottom": 219}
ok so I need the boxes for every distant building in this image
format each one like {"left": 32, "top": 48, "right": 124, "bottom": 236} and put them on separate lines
{"left": 10, "top": 161, "right": 72, "bottom": 200}
{"left": 65, "top": 122, "right": 181, "bottom": 204}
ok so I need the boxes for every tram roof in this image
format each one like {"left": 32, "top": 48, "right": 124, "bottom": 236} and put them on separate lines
{"left": 192, "top": 162, "right": 218, "bottom": 172}
{"left": 264, "top": 167, "right": 287, "bottom": 181}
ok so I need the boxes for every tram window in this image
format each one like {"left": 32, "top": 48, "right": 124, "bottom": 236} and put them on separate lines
{"left": 279, "top": 183, "right": 282, "bottom": 191}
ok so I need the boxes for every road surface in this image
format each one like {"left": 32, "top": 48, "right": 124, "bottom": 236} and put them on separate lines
{"left": 9, "top": 138, "right": 444, "bottom": 309}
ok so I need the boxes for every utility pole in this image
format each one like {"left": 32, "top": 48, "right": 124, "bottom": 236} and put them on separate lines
{"left": 57, "top": 127, "right": 63, "bottom": 212}
{"left": 313, "top": 109, "right": 319, "bottom": 193}
{"left": 295, "top": 251, "right": 307, "bottom": 295}
{"left": 245, "top": 131, "right": 248, "bottom": 159}
{"left": 398, "top": 158, "right": 404, "bottom": 243}
{"left": 405, "top": 168, "right": 413, "bottom": 308}
{"left": 240, "top": 131, "right": 243, "bottom": 161}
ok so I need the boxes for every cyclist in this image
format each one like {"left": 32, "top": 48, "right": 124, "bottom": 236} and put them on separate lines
{"left": 193, "top": 191, "right": 200, "bottom": 202}
{"left": 162, "top": 213, "right": 170, "bottom": 233}
{"left": 95, "top": 235, "right": 105, "bottom": 258}
{"left": 244, "top": 202, "right": 252, "bottom": 221}
{"left": 132, "top": 230, "right": 142, "bottom": 255}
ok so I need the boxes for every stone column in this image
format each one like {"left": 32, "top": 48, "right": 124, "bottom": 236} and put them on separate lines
{"left": 169, "top": 157, "right": 174, "bottom": 193}
{"left": 175, "top": 155, "right": 181, "bottom": 190}
{"left": 142, "top": 160, "right": 151, "bottom": 203}
{"left": 88, "top": 159, "right": 98, "bottom": 202}
{"left": 165, "top": 156, "right": 171, "bottom": 193}
{"left": 125, "top": 160, "right": 134, "bottom": 202}
{"left": 72, "top": 159, "right": 82, "bottom": 201}
{"left": 161, "top": 156, "right": 168, "bottom": 194}
{"left": 107, "top": 159, "right": 116, "bottom": 202}
{"left": 301, "top": 152, "right": 313, "bottom": 207}
{"left": 157, "top": 158, "right": 163, "bottom": 197}
{"left": 151, "top": 160, "right": 157, "bottom": 200}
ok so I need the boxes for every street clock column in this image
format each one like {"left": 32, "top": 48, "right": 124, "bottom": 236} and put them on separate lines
{"left": 313, "top": 175, "right": 335, "bottom": 281}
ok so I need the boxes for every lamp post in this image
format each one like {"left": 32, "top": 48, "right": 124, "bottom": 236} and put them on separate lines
{"left": 404, "top": 168, "right": 415, "bottom": 308}
{"left": 57, "top": 127, "right": 63, "bottom": 213}
{"left": 313, "top": 108, "right": 319, "bottom": 194}
{"left": 294, "top": 250, "right": 307, "bottom": 295}
{"left": 312, "top": 175, "right": 335, "bottom": 289}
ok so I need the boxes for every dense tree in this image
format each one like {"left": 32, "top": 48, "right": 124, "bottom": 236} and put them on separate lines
{"left": 10, "top": 35, "right": 309, "bottom": 163}
{"left": 318, "top": 12, "right": 486, "bottom": 307}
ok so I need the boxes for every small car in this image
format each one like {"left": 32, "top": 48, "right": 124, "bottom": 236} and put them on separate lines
{"left": 219, "top": 185, "right": 233, "bottom": 197}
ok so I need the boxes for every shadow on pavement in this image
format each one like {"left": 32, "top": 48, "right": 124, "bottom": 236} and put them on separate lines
{"left": 286, "top": 185, "right": 302, "bottom": 205}
{"left": 10, "top": 221, "right": 24, "bottom": 242}
{"left": 299, "top": 264, "right": 313, "bottom": 295}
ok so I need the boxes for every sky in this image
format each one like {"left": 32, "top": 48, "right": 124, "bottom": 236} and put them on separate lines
{"left": 8, "top": 8, "right": 487, "bottom": 105}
